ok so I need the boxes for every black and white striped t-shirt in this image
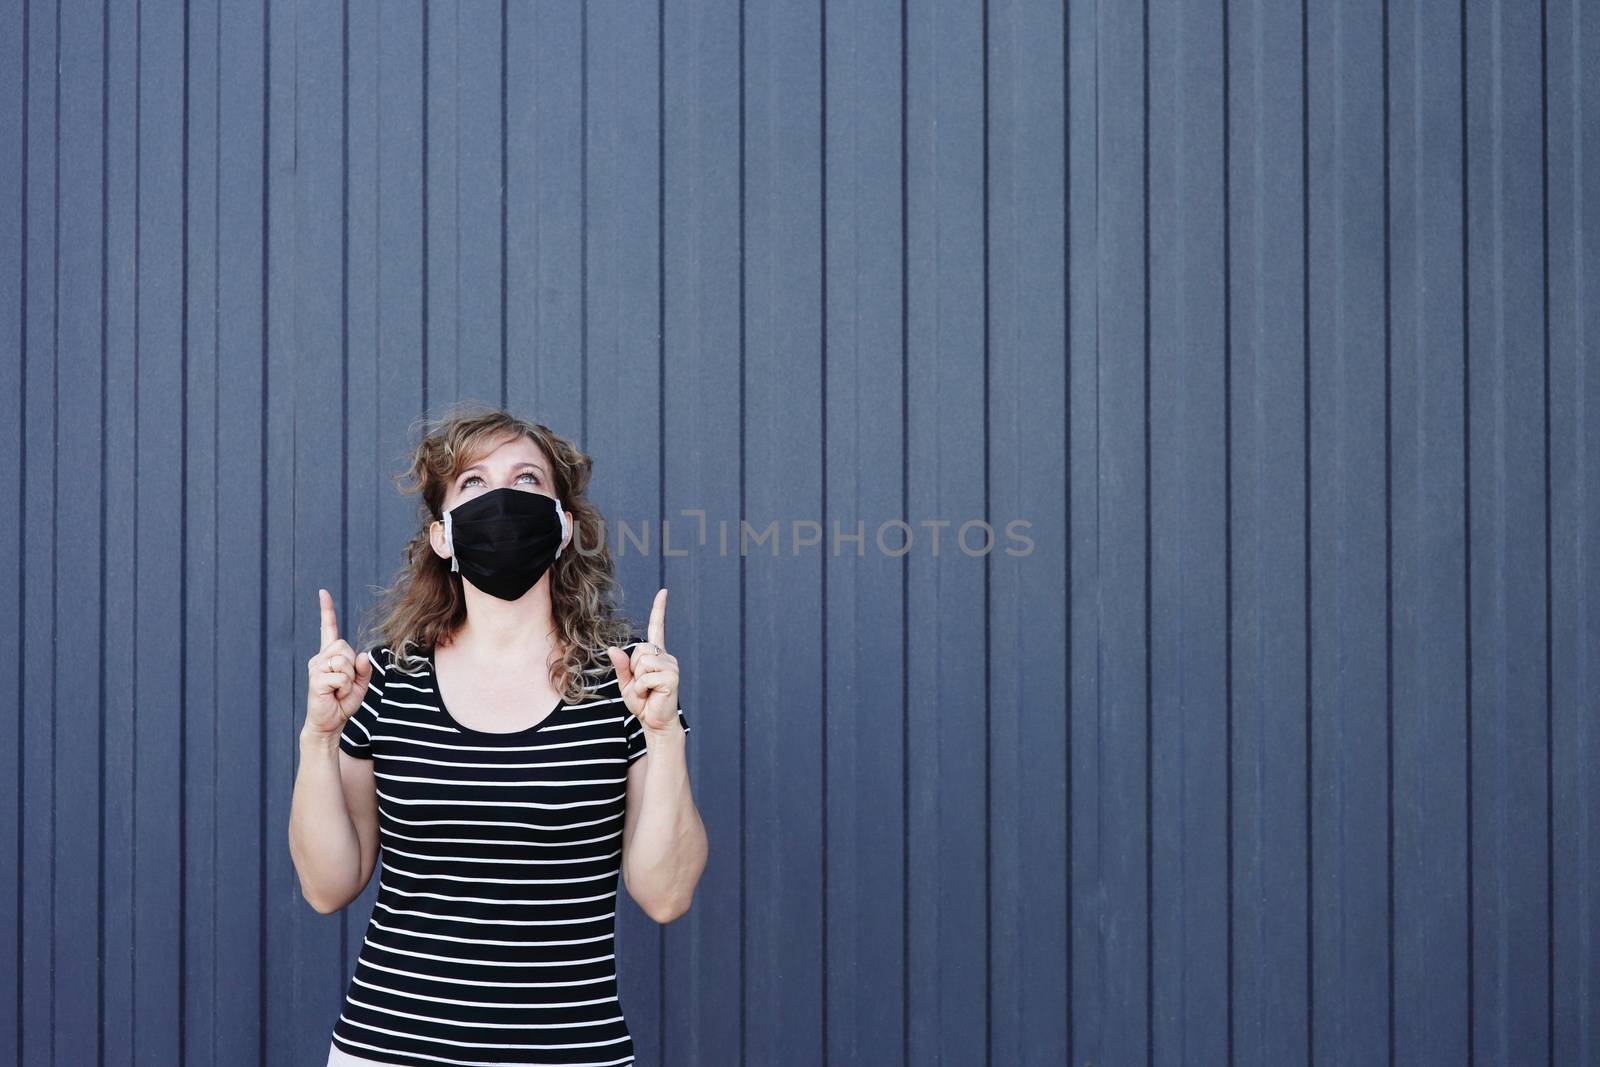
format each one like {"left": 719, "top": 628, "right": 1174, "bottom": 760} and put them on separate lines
{"left": 330, "top": 640, "right": 690, "bottom": 1067}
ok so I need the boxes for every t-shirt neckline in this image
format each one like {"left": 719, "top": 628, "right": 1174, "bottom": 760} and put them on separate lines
{"left": 424, "top": 647, "right": 565, "bottom": 739}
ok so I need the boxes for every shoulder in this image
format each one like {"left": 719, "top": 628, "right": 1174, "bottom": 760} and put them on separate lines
{"left": 368, "top": 643, "right": 417, "bottom": 680}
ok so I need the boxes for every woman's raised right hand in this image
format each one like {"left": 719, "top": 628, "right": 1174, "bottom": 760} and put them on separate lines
{"left": 304, "top": 588, "right": 374, "bottom": 738}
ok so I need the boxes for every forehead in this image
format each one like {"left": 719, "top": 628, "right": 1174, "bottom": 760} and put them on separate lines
{"left": 458, "top": 433, "right": 550, "bottom": 473}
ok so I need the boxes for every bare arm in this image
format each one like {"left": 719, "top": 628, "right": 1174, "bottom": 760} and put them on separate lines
{"left": 289, "top": 727, "right": 380, "bottom": 913}
{"left": 614, "top": 589, "right": 707, "bottom": 922}
{"left": 621, "top": 724, "right": 707, "bottom": 922}
{"left": 287, "top": 588, "right": 382, "bottom": 914}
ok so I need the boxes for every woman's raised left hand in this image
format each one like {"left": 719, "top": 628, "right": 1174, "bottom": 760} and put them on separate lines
{"left": 607, "top": 587, "right": 682, "bottom": 733}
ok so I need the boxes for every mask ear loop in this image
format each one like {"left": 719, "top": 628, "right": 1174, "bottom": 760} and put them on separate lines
{"left": 554, "top": 496, "right": 570, "bottom": 559}
{"left": 443, "top": 510, "right": 460, "bottom": 573}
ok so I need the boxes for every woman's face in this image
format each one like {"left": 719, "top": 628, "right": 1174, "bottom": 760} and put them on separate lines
{"left": 430, "top": 434, "right": 572, "bottom": 564}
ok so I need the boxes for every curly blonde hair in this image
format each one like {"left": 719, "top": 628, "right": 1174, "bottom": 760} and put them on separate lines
{"left": 355, "top": 402, "right": 638, "bottom": 705}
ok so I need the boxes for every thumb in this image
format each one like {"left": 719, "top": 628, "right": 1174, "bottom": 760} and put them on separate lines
{"left": 355, "top": 650, "right": 374, "bottom": 685}
{"left": 606, "top": 645, "right": 632, "bottom": 683}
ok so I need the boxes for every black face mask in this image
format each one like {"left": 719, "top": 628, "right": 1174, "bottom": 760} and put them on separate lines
{"left": 442, "top": 487, "right": 570, "bottom": 601}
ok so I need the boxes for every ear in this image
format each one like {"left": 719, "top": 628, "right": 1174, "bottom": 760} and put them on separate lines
{"left": 430, "top": 518, "right": 451, "bottom": 565}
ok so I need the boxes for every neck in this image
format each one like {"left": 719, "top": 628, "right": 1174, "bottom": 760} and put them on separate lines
{"left": 452, "top": 579, "right": 562, "bottom": 662}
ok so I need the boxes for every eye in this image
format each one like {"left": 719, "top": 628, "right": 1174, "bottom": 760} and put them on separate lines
{"left": 460, "top": 471, "right": 539, "bottom": 489}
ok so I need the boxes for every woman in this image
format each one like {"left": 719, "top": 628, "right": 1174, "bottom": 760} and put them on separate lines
{"left": 288, "top": 406, "right": 708, "bottom": 1067}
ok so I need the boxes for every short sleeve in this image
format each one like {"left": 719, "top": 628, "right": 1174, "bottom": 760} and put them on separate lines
{"left": 625, "top": 704, "right": 692, "bottom": 763}
{"left": 338, "top": 645, "right": 386, "bottom": 759}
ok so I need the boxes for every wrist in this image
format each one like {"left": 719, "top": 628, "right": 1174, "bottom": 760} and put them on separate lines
{"left": 641, "top": 717, "right": 687, "bottom": 746}
{"left": 300, "top": 723, "right": 342, "bottom": 754}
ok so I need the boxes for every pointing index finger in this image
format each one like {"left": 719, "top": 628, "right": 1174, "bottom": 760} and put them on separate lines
{"left": 647, "top": 587, "right": 667, "bottom": 649}
{"left": 320, "top": 588, "right": 339, "bottom": 649}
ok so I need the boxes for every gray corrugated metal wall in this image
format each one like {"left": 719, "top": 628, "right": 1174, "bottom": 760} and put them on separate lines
{"left": 3, "top": 1, "right": 1597, "bottom": 1065}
